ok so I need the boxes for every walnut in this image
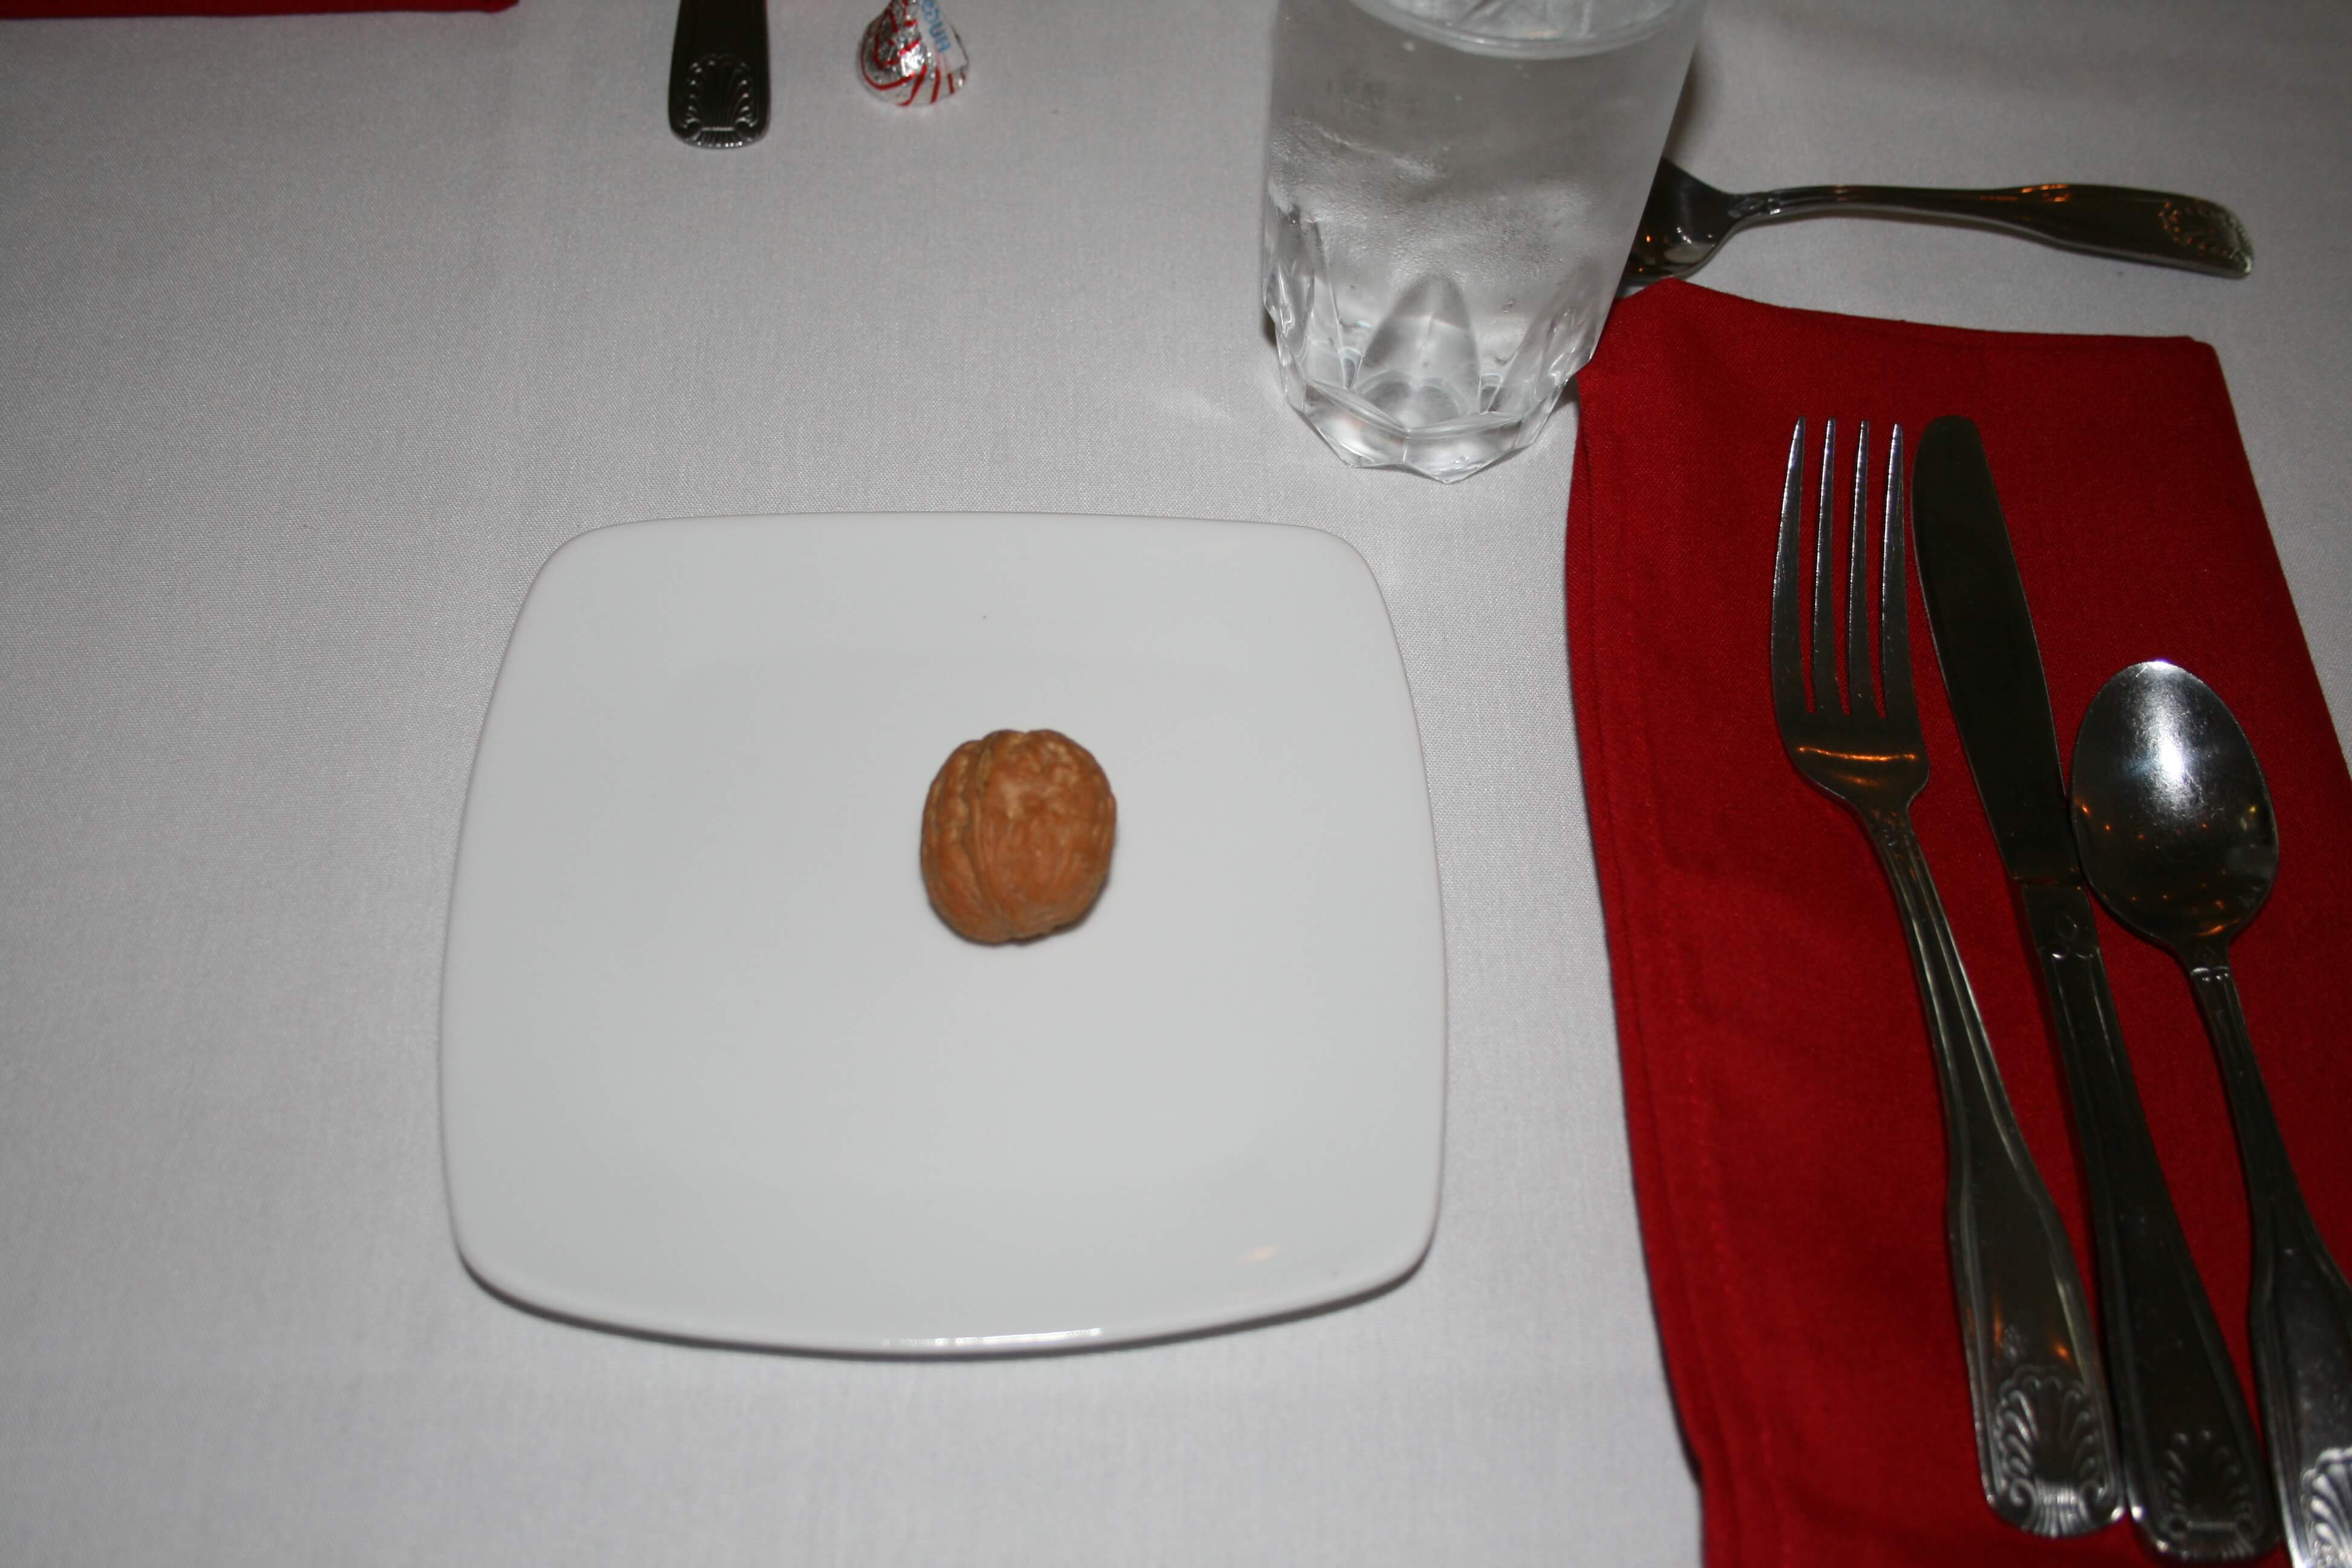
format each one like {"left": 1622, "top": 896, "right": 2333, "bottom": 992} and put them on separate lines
{"left": 920, "top": 730, "right": 1116, "bottom": 943}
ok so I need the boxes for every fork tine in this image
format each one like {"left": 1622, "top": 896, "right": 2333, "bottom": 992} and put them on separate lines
{"left": 1812, "top": 418, "right": 1838, "bottom": 713}
{"left": 1847, "top": 420, "right": 1875, "bottom": 717}
{"left": 1880, "top": 424, "right": 1915, "bottom": 721}
{"left": 1770, "top": 419, "right": 1808, "bottom": 719}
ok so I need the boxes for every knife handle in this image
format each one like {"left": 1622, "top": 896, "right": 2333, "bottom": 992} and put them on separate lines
{"left": 2020, "top": 884, "right": 2276, "bottom": 1560}
{"left": 1866, "top": 812, "right": 2122, "bottom": 1536}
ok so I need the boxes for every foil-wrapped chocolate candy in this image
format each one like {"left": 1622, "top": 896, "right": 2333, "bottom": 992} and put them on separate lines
{"left": 858, "top": 0, "right": 968, "bottom": 107}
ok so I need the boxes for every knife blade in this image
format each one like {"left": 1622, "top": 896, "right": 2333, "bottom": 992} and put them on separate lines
{"left": 1913, "top": 416, "right": 2276, "bottom": 1562}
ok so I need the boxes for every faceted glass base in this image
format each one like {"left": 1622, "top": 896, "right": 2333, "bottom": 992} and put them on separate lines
{"left": 1275, "top": 359, "right": 1559, "bottom": 484}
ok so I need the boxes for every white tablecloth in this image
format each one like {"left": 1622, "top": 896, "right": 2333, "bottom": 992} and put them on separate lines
{"left": 2, "top": 1, "right": 2345, "bottom": 1561}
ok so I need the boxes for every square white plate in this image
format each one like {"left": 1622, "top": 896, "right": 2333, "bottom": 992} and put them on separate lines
{"left": 441, "top": 513, "right": 1445, "bottom": 1354}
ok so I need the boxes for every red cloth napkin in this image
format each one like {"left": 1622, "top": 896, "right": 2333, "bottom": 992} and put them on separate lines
{"left": 5, "top": 0, "right": 508, "bottom": 16}
{"left": 1567, "top": 280, "right": 2352, "bottom": 1568}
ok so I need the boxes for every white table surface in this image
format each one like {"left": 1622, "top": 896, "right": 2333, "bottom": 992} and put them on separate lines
{"left": 2, "top": 1, "right": 2345, "bottom": 1562}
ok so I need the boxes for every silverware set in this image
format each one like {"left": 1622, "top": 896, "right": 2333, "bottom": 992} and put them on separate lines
{"left": 1911, "top": 422, "right": 2272, "bottom": 1558}
{"left": 1772, "top": 421, "right": 2122, "bottom": 1537}
{"left": 1769, "top": 416, "right": 2352, "bottom": 1563}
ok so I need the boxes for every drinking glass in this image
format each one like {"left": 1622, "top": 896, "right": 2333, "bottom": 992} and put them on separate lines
{"left": 1263, "top": 0, "right": 1702, "bottom": 482}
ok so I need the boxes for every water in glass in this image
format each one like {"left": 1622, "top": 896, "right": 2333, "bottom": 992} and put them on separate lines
{"left": 1263, "top": 0, "right": 1700, "bottom": 481}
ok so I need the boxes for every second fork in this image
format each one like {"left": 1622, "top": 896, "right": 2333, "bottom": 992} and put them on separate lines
{"left": 1769, "top": 418, "right": 2122, "bottom": 1537}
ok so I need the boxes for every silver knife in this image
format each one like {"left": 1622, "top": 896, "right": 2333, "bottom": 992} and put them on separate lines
{"left": 1914, "top": 416, "right": 2277, "bottom": 1561}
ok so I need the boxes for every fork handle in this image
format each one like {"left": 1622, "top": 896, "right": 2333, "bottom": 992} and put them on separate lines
{"left": 1863, "top": 807, "right": 2123, "bottom": 1537}
{"left": 1730, "top": 183, "right": 2252, "bottom": 278}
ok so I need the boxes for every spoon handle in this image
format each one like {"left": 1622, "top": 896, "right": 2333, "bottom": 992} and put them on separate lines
{"left": 1728, "top": 183, "right": 2252, "bottom": 278}
{"left": 1868, "top": 811, "right": 2122, "bottom": 1535}
{"left": 2020, "top": 887, "right": 2275, "bottom": 1558}
{"left": 2187, "top": 963, "right": 2352, "bottom": 1568}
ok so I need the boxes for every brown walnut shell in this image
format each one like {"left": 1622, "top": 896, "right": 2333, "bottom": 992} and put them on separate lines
{"left": 920, "top": 730, "right": 1116, "bottom": 943}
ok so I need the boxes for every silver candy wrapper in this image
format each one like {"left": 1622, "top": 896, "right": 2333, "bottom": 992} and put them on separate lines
{"left": 858, "top": 0, "right": 968, "bottom": 107}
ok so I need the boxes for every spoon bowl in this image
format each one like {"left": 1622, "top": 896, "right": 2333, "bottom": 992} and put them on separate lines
{"left": 2069, "top": 659, "right": 2278, "bottom": 964}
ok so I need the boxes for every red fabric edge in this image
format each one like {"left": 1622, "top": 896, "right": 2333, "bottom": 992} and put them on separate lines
{"left": 1567, "top": 405, "right": 1751, "bottom": 1568}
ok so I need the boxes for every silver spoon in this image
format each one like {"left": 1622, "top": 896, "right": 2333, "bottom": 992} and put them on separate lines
{"left": 1622, "top": 160, "right": 2253, "bottom": 289}
{"left": 2071, "top": 660, "right": 2352, "bottom": 1568}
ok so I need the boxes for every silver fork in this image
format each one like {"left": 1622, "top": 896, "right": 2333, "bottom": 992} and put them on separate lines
{"left": 1770, "top": 419, "right": 2123, "bottom": 1537}
{"left": 1624, "top": 162, "right": 2252, "bottom": 289}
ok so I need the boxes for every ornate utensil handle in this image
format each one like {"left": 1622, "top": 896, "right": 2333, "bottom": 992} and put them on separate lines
{"left": 1730, "top": 182, "right": 2252, "bottom": 278}
{"left": 2188, "top": 964, "right": 2352, "bottom": 1568}
{"left": 2020, "top": 886, "right": 2275, "bottom": 1558}
{"left": 669, "top": 0, "right": 769, "bottom": 148}
{"left": 1866, "top": 810, "right": 2123, "bottom": 1536}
